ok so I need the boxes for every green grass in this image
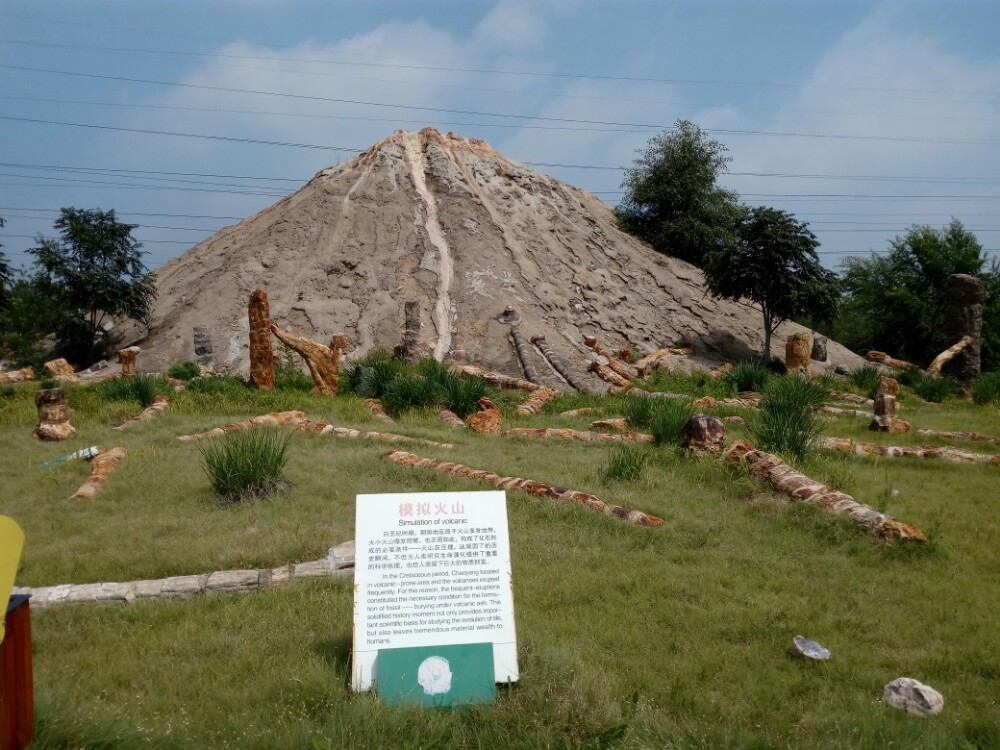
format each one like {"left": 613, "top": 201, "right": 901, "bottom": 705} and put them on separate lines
{"left": 2, "top": 376, "right": 999, "bottom": 748}
{"left": 602, "top": 443, "right": 649, "bottom": 481}
{"left": 972, "top": 371, "right": 1000, "bottom": 405}
{"left": 747, "top": 376, "right": 827, "bottom": 460}
{"left": 198, "top": 427, "right": 293, "bottom": 503}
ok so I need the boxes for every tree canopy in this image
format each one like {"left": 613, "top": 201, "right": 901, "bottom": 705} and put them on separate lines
{"left": 29, "top": 207, "right": 156, "bottom": 365}
{"left": 0, "top": 216, "right": 10, "bottom": 312}
{"left": 616, "top": 120, "right": 742, "bottom": 268}
{"left": 836, "top": 219, "right": 1000, "bottom": 371}
{"left": 703, "top": 206, "right": 840, "bottom": 362}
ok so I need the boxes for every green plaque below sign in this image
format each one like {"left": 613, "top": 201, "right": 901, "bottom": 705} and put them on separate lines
{"left": 377, "top": 643, "right": 496, "bottom": 708}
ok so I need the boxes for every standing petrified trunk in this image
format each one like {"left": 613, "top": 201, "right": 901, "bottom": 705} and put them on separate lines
{"left": 531, "top": 334, "right": 585, "bottom": 391}
{"left": 118, "top": 347, "right": 138, "bottom": 378}
{"left": 811, "top": 335, "right": 828, "bottom": 362}
{"left": 33, "top": 388, "right": 77, "bottom": 441}
{"left": 193, "top": 325, "right": 215, "bottom": 370}
{"left": 270, "top": 324, "right": 341, "bottom": 396}
{"left": 248, "top": 290, "right": 275, "bottom": 389}
{"left": 403, "top": 301, "right": 422, "bottom": 364}
{"left": 943, "top": 274, "right": 983, "bottom": 383}
{"left": 870, "top": 377, "right": 907, "bottom": 433}
{"left": 785, "top": 333, "right": 812, "bottom": 377}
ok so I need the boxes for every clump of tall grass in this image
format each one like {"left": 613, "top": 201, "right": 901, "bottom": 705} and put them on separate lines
{"left": 96, "top": 374, "right": 164, "bottom": 407}
{"left": 380, "top": 374, "right": 441, "bottom": 417}
{"left": 186, "top": 375, "right": 250, "bottom": 398}
{"left": 197, "top": 428, "right": 292, "bottom": 503}
{"left": 747, "top": 376, "right": 826, "bottom": 461}
{"left": 346, "top": 350, "right": 406, "bottom": 398}
{"left": 166, "top": 361, "right": 201, "bottom": 381}
{"left": 273, "top": 345, "right": 314, "bottom": 392}
{"left": 439, "top": 373, "right": 487, "bottom": 417}
{"left": 848, "top": 365, "right": 882, "bottom": 399}
{"left": 602, "top": 444, "right": 648, "bottom": 482}
{"left": 622, "top": 394, "right": 657, "bottom": 429}
{"left": 909, "top": 371, "right": 957, "bottom": 403}
{"left": 623, "top": 395, "right": 693, "bottom": 446}
{"left": 723, "top": 361, "right": 773, "bottom": 394}
{"left": 972, "top": 371, "right": 1000, "bottom": 405}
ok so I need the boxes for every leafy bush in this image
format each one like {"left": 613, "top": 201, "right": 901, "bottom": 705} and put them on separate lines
{"left": 724, "top": 361, "right": 773, "bottom": 394}
{"left": 972, "top": 372, "right": 1000, "bottom": 405}
{"left": 602, "top": 444, "right": 648, "bottom": 482}
{"left": 439, "top": 373, "right": 487, "bottom": 418}
{"left": 166, "top": 361, "right": 201, "bottom": 381}
{"left": 648, "top": 399, "right": 694, "bottom": 446}
{"left": 848, "top": 365, "right": 882, "bottom": 399}
{"left": 747, "top": 376, "right": 826, "bottom": 460}
{"left": 198, "top": 428, "right": 292, "bottom": 503}
{"left": 96, "top": 374, "right": 164, "bottom": 407}
{"left": 347, "top": 350, "right": 406, "bottom": 399}
{"left": 380, "top": 375, "right": 441, "bottom": 417}
{"left": 910, "top": 372, "right": 957, "bottom": 403}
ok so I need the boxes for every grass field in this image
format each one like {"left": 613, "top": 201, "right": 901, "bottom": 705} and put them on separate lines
{"left": 2, "top": 371, "right": 999, "bottom": 749}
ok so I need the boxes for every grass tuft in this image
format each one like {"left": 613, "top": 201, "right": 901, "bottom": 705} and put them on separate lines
{"left": 724, "top": 360, "right": 774, "bottom": 394}
{"left": 602, "top": 443, "right": 648, "bottom": 481}
{"left": 197, "top": 427, "right": 293, "bottom": 503}
{"left": 380, "top": 374, "right": 441, "bottom": 417}
{"left": 747, "top": 376, "right": 826, "bottom": 460}
{"left": 649, "top": 399, "right": 695, "bottom": 446}
{"left": 909, "top": 372, "right": 957, "bottom": 403}
{"left": 96, "top": 374, "right": 164, "bottom": 407}
{"left": 972, "top": 371, "right": 1000, "bottom": 405}
{"left": 166, "top": 361, "right": 201, "bottom": 381}
{"left": 848, "top": 365, "right": 882, "bottom": 399}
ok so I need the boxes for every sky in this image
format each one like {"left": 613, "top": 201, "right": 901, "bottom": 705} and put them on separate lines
{"left": 1, "top": 0, "right": 999, "bottom": 275}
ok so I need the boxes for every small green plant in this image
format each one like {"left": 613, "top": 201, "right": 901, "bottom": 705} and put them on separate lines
{"left": 747, "top": 376, "right": 825, "bottom": 460}
{"left": 380, "top": 374, "right": 441, "bottom": 417}
{"left": 347, "top": 350, "right": 406, "bottom": 398}
{"left": 38, "top": 377, "right": 58, "bottom": 390}
{"left": 972, "top": 371, "right": 1000, "bottom": 405}
{"left": 197, "top": 427, "right": 292, "bottom": 503}
{"left": 723, "top": 361, "right": 773, "bottom": 394}
{"left": 439, "top": 373, "right": 487, "bottom": 417}
{"left": 96, "top": 374, "right": 163, "bottom": 407}
{"left": 848, "top": 365, "right": 882, "bottom": 399}
{"left": 602, "top": 444, "right": 648, "bottom": 481}
{"left": 166, "top": 361, "right": 201, "bottom": 381}
{"left": 273, "top": 345, "right": 314, "bottom": 392}
{"left": 648, "top": 398, "right": 694, "bottom": 446}
{"left": 910, "top": 371, "right": 957, "bottom": 403}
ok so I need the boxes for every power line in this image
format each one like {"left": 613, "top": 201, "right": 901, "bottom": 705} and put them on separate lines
{"left": 0, "top": 207, "right": 244, "bottom": 220}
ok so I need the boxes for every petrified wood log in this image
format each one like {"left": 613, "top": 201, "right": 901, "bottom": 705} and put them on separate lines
{"left": 294, "top": 419, "right": 453, "bottom": 449}
{"left": 516, "top": 387, "right": 557, "bottom": 416}
{"left": 437, "top": 409, "right": 466, "bottom": 428}
{"left": 504, "top": 427, "right": 653, "bottom": 443}
{"left": 118, "top": 347, "right": 138, "bottom": 378}
{"left": 926, "top": 335, "right": 973, "bottom": 376}
{"left": 33, "top": 387, "right": 77, "bottom": 441}
{"left": 693, "top": 396, "right": 717, "bottom": 409}
{"left": 818, "top": 436, "right": 1000, "bottom": 464}
{"left": 682, "top": 414, "right": 726, "bottom": 454}
{"left": 459, "top": 365, "right": 540, "bottom": 391}
{"left": 383, "top": 449, "right": 663, "bottom": 526}
{"left": 404, "top": 300, "right": 422, "bottom": 364}
{"left": 177, "top": 410, "right": 306, "bottom": 441}
{"left": 865, "top": 351, "right": 916, "bottom": 371}
{"left": 114, "top": 395, "right": 169, "bottom": 430}
{"left": 633, "top": 349, "right": 673, "bottom": 377}
{"left": 944, "top": 273, "right": 984, "bottom": 382}
{"left": 467, "top": 397, "right": 503, "bottom": 435}
{"left": 916, "top": 428, "right": 1000, "bottom": 444}
{"left": 559, "top": 407, "right": 597, "bottom": 418}
{"left": 43, "top": 358, "right": 79, "bottom": 383}
{"left": 816, "top": 405, "right": 869, "bottom": 418}
{"left": 588, "top": 361, "right": 630, "bottom": 388}
{"left": 531, "top": 334, "right": 585, "bottom": 391}
{"left": 248, "top": 289, "right": 276, "bottom": 389}
{"left": 590, "top": 418, "right": 628, "bottom": 432}
{"left": 0, "top": 366, "right": 35, "bottom": 384}
{"left": 829, "top": 391, "right": 874, "bottom": 406}
{"left": 270, "top": 323, "right": 343, "bottom": 396}
{"left": 708, "top": 363, "right": 733, "bottom": 380}
{"left": 722, "top": 440, "right": 927, "bottom": 543}
{"left": 583, "top": 335, "right": 635, "bottom": 381}
{"left": 720, "top": 396, "right": 761, "bottom": 408}
{"left": 509, "top": 324, "right": 542, "bottom": 385}
{"left": 785, "top": 332, "right": 812, "bottom": 377}
{"left": 363, "top": 398, "right": 395, "bottom": 424}
{"left": 618, "top": 348, "right": 634, "bottom": 363}
{"left": 70, "top": 447, "right": 128, "bottom": 501}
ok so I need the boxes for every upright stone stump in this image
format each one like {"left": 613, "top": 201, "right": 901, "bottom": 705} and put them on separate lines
{"left": 785, "top": 333, "right": 812, "bottom": 377}
{"left": 811, "top": 334, "right": 828, "bottom": 363}
{"left": 117, "top": 347, "right": 139, "bottom": 378}
{"left": 193, "top": 326, "right": 215, "bottom": 369}
{"left": 1, "top": 596, "right": 34, "bottom": 750}
{"left": 248, "top": 290, "right": 275, "bottom": 389}
{"left": 403, "top": 301, "right": 421, "bottom": 364}
{"left": 870, "top": 377, "right": 907, "bottom": 433}
{"left": 943, "top": 274, "right": 984, "bottom": 383}
{"left": 681, "top": 414, "right": 726, "bottom": 455}
{"left": 32, "top": 388, "right": 76, "bottom": 441}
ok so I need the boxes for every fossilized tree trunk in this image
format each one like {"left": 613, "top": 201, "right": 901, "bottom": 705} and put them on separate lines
{"left": 33, "top": 387, "right": 77, "bottom": 441}
{"left": 270, "top": 323, "right": 342, "bottom": 396}
{"left": 590, "top": 418, "right": 628, "bottom": 432}
{"left": 870, "top": 377, "right": 907, "bottom": 432}
{"left": 295, "top": 419, "right": 453, "bottom": 449}
{"left": 193, "top": 325, "right": 215, "bottom": 370}
{"left": 118, "top": 348, "right": 138, "bottom": 378}
{"left": 916, "top": 428, "right": 1000, "bottom": 444}
{"left": 364, "top": 398, "right": 396, "bottom": 424}
{"left": 43, "top": 358, "right": 79, "bottom": 383}
{"left": 515, "top": 387, "right": 557, "bottom": 416}
{"left": 459, "top": 365, "right": 540, "bottom": 391}
{"left": 682, "top": 414, "right": 726, "bottom": 454}
{"left": 248, "top": 289, "right": 276, "bottom": 389}
{"left": 583, "top": 335, "right": 635, "bottom": 381}
{"left": 785, "top": 333, "right": 812, "bottom": 377}
{"left": 829, "top": 391, "right": 874, "bottom": 406}
{"left": 0, "top": 366, "right": 35, "bottom": 384}
{"left": 509, "top": 324, "right": 542, "bottom": 385}
{"left": 926, "top": 335, "right": 973, "bottom": 376}
{"left": 70, "top": 447, "right": 128, "bottom": 500}
{"left": 943, "top": 273, "right": 983, "bottom": 382}
{"left": 467, "top": 397, "right": 504, "bottom": 435}
{"left": 115, "top": 395, "right": 169, "bottom": 430}
{"left": 504, "top": 427, "right": 653, "bottom": 443}
{"left": 865, "top": 351, "right": 915, "bottom": 371}
{"left": 559, "top": 407, "right": 597, "bottom": 418}
{"left": 818, "top": 436, "right": 1000, "bottom": 464}
{"left": 531, "top": 334, "right": 585, "bottom": 391}
{"left": 438, "top": 409, "right": 466, "bottom": 428}
{"left": 404, "top": 301, "right": 422, "bottom": 364}
{"left": 383, "top": 450, "right": 664, "bottom": 526}
{"left": 588, "top": 361, "right": 630, "bottom": 389}
{"left": 177, "top": 411, "right": 307, "bottom": 441}
{"left": 634, "top": 349, "right": 672, "bottom": 377}
{"left": 722, "top": 440, "right": 927, "bottom": 542}
{"left": 708, "top": 362, "right": 733, "bottom": 380}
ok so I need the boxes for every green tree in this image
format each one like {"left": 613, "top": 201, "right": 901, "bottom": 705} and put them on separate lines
{"left": 616, "top": 120, "right": 742, "bottom": 268}
{"left": 837, "top": 219, "right": 999, "bottom": 370}
{"left": 703, "top": 206, "right": 840, "bottom": 362}
{"left": 29, "top": 208, "right": 156, "bottom": 365}
{"left": 0, "top": 216, "right": 10, "bottom": 311}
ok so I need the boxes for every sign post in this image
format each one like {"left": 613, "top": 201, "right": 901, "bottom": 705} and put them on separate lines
{"left": 352, "top": 491, "right": 518, "bottom": 701}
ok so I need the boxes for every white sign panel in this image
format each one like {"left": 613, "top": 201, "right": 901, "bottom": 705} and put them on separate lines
{"left": 352, "top": 491, "right": 518, "bottom": 691}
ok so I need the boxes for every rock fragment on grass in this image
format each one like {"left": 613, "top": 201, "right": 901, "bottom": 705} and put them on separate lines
{"left": 884, "top": 677, "right": 944, "bottom": 716}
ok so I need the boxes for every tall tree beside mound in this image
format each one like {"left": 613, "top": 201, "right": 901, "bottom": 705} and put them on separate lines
{"left": 616, "top": 120, "right": 742, "bottom": 268}
{"left": 703, "top": 207, "right": 839, "bottom": 362}
{"left": 29, "top": 208, "right": 156, "bottom": 365}
{"left": 836, "top": 220, "right": 1000, "bottom": 371}
{"left": 0, "top": 216, "right": 10, "bottom": 311}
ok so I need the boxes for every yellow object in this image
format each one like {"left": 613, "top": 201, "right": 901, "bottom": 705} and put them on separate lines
{"left": 0, "top": 515, "right": 25, "bottom": 643}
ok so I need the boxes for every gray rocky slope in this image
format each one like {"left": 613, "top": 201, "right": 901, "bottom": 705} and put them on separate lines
{"left": 119, "top": 128, "right": 862, "bottom": 387}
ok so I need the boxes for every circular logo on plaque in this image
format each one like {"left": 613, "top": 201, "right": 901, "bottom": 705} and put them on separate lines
{"left": 417, "top": 656, "right": 453, "bottom": 695}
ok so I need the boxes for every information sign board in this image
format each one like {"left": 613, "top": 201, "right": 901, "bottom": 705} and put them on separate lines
{"left": 352, "top": 491, "right": 517, "bottom": 692}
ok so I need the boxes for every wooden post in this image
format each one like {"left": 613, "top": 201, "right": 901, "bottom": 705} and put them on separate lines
{"left": 1, "top": 596, "right": 34, "bottom": 750}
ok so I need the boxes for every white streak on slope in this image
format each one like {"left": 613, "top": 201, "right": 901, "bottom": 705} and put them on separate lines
{"left": 398, "top": 132, "right": 454, "bottom": 361}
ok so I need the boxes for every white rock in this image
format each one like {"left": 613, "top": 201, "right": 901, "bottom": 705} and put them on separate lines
{"left": 793, "top": 636, "right": 831, "bottom": 660}
{"left": 884, "top": 677, "right": 944, "bottom": 716}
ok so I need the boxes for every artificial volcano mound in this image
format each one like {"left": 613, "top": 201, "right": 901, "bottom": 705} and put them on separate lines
{"left": 125, "top": 128, "right": 860, "bottom": 386}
